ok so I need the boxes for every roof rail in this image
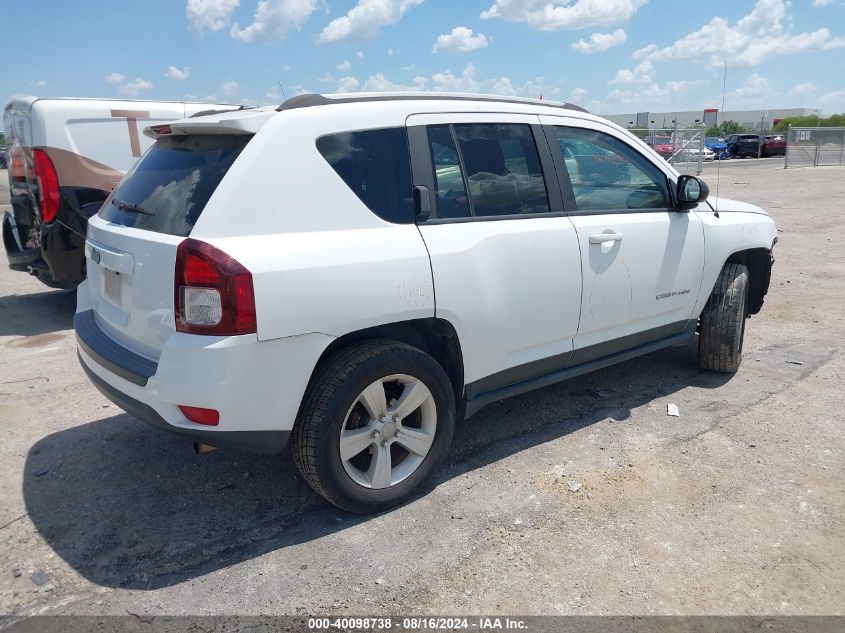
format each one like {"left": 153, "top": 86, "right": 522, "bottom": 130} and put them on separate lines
{"left": 277, "top": 92, "right": 588, "bottom": 114}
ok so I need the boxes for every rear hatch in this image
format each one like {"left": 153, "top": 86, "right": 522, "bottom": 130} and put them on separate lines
{"left": 85, "top": 132, "right": 252, "bottom": 359}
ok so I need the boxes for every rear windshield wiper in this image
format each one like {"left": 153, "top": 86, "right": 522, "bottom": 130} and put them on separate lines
{"left": 112, "top": 198, "right": 154, "bottom": 216}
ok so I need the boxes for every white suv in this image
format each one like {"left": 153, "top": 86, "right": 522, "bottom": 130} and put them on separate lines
{"left": 75, "top": 93, "right": 777, "bottom": 513}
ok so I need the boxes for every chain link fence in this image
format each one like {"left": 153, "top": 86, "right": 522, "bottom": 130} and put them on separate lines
{"left": 784, "top": 126, "right": 845, "bottom": 168}
{"left": 625, "top": 125, "right": 706, "bottom": 175}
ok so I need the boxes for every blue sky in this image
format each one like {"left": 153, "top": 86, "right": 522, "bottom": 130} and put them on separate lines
{"left": 4, "top": 0, "right": 845, "bottom": 123}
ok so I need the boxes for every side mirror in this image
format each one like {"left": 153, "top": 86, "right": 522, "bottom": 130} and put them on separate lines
{"left": 676, "top": 175, "right": 709, "bottom": 210}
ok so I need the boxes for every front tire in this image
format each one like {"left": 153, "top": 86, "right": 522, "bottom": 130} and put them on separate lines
{"left": 292, "top": 340, "right": 456, "bottom": 513}
{"left": 698, "top": 263, "right": 749, "bottom": 373}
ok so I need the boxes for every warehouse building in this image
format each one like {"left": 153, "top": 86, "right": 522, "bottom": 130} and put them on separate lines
{"left": 601, "top": 107, "right": 820, "bottom": 130}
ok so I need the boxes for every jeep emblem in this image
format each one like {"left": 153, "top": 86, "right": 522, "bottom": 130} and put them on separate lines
{"left": 91, "top": 247, "right": 101, "bottom": 264}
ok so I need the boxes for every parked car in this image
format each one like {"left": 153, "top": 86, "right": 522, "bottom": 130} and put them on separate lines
{"left": 704, "top": 136, "right": 729, "bottom": 159}
{"left": 725, "top": 134, "right": 761, "bottom": 158}
{"left": 761, "top": 134, "right": 787, "bottom": 157}
{"left": 2, "top": 97, "right": 239, "bottom": 289}
{"left": 75, "top": 92, "right": 777, "bottom": 513}
{"left": 645, "top": 135, "right": 674, "bottom": 159}
{"left": 675, "top": 144, "right": 716, "bottom": 162}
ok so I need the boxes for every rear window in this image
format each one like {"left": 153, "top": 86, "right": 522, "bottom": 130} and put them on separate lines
{"left": 99, "top": 134, "right": 250, "bottom": 236}
{"left": 316, "top": 128, "right": 413, "bottom": 224}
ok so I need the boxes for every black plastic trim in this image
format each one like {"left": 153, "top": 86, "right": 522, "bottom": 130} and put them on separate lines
{"left": 463, "top": 320, "right": 695, "bottom": 417}
{"left": 75, "top": 310, "right": 157, "bottom": 387}
{"left": 80, "top": 355, "right": 290, "bottom": 454}
{"left": 422, "top": 211, "right": 569, "bottom": 225}
{"left": 278, "top": 92, "right": 589, "bottom": 113}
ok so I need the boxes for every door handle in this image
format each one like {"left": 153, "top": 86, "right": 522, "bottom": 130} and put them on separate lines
{"left": 589, "top": 232, "right": 624, "bottom": 244}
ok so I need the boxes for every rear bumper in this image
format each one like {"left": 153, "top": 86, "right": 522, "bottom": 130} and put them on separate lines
{"left": 75, "top": 286, "right": 335, "bottom": 454}
{"left": 3, "top": 210, "right": 86, "bottom": 288}
{"left": 80, "top": 355, "right": 290, "bottom": 453}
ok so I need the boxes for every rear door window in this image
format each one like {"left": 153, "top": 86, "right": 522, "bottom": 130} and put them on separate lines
{"left": 99, "top": 134, "right": 250, "bottom": 237}
{"left": 317, "top": 128, "right": 414, "bottom": 224}
{"left": 454, "top": 123, "right": 550, "bottom": 217}
{"left": 425, "top": 123, "right": 551, "bottom": 219}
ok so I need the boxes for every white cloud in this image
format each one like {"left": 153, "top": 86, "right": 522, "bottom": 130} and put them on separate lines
{"left": 334, "top": 64, "right": 482, "bottom": 93}
{"left": 283, "top": 64, "right": 291, "bottom": 71}
{"left": 357, "top": 73, "right": 428, "bottom": 91}
{"left": 571, "top": 28, "right": 626, "bottom": 53}
{"left": 221, "top": 79, "right": 239, "bottom": 95}
{"left": 317, "top": 0, "right": 423, "bottom": 43}
{"left": 818, "top": 88, "right": 845, "bottom": 113}
{"left": 32, "top": 80, "right": 47, "bottom": 87}
{"left": 480, "top": 0, "right": 647, "bottom": 31}
{"left": 607, "top": 78, "right": 704, "bottom": 107}
{"left": 356, "top": 51, "right": 365, "bottom": 59}
{"left": 165, "top": 65, "right": 191, "bottom": 80}
{"left": 104, "top": 72, "right": 124, "bottom": 84}
{"left": 336, "top": 76, "right": 361, "bottom": 93}
{"left": 186, "top": 0, "right": 240, "bottom": 34}
{"left": 569, "top": 87, "right": 587, "bottom": 101}
{"left": 487, "top": 75, "right": 547, "bottom": 97}
{"left": 231, "top": 0, "right": 320, "bottom": 42}
{"left": 634, "top": 0, "right": 845, "bottom": 67}
{"left": 337, "top": 60, "right": 351, "bottom": 71}
{"left": 790, "top": 82, "right": 818, "bottom": 95}
{"left": 608, "top": 59, "right": 654, "bottom": 85}
{"left": 119, "top": 78, "right": 154, "bottom": 97}
{"left": 433, "top": 26, "right": 490, "bottom": 53}
{"left": 725, "top": 73, "right": 773, "bottom": 106}
{"left": 488, "top": 76, "right": 516, "bottom": 95}
{"left": 813, "top": 0, "right": 833, "bottom": 6}
{"left": 430, "top": 64, "right": 481, "bottom": 92}
{"left": 387, "top": 47, "right": 398, "bottom": 55}
{"left": 334, "top": 65, "right": 566, "bottom": 99}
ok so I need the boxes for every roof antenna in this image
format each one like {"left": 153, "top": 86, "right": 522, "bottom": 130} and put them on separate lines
{"left": 713, "top": 61, "right": 728, "bottom": 219}
{"left": 277, "top": 80, "right": 288, "bottom": 103}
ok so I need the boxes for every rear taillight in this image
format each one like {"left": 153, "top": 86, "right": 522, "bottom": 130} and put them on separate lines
{"left": 33, "top": 149, "right": 60, "bottom": 223}
{"left": 174, "top": 239, "right": 256, "bottom": 336}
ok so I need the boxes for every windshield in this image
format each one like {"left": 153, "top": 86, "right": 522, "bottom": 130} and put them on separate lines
{"left": 98, "top": 134, "right": 250, "bottom": 236}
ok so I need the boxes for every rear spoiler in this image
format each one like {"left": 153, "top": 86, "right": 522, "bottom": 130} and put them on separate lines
{"left": 143, "top": 108, "right": 274, "bottom": 139}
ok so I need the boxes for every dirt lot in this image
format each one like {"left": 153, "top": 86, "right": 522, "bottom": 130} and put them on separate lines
{"left": 0, "top": 160, "right": 843, "bottom": 618}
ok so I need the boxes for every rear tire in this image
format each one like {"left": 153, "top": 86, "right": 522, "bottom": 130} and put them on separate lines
{"left": 698, "top": 263, "right": 749, "bottom": 373}
{"left": 292, "top": 340, "right": 455, "bottom": 513}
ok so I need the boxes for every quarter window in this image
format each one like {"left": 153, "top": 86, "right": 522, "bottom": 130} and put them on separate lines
{"left": 426, "top": 123, "right": 551, "bottom": 219}
{"left": 553, "top": 127, "right": 671, "bottom": 212}
{"left": 317, "top": 128, "right": 414, "bottom": 224}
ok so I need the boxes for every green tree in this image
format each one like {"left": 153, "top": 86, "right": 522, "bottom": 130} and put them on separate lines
{"left": 773, "top": 113, "right": 845, "bottom": 132}
{"left": 705, "top": 120, "right": 746, "bottom": 137}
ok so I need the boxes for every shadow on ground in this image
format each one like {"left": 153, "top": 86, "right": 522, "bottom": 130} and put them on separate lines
{"left": 0, "top": 289, "right": 75, "bottom": 338}
{"left": 23, "top": 343, "right": 732, "bottom": 590}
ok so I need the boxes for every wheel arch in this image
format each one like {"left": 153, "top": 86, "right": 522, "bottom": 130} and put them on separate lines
{"left": 311, "top": 318, "right": 465, "bottom": 407}
{"left": 724, "top": 246, "right": 774, "bottom": 315}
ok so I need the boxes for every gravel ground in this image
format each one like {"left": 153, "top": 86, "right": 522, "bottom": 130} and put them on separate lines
{"left": 0, "top": 160, "right": 843, "bottom": 618}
